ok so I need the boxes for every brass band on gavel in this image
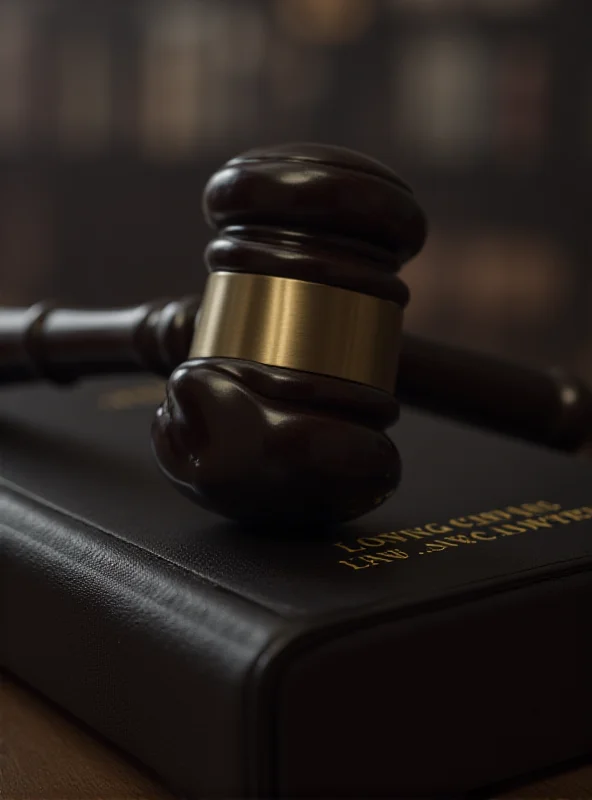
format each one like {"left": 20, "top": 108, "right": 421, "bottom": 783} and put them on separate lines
{"left": 190, "top": 271, "right": 403, "bottom": 393}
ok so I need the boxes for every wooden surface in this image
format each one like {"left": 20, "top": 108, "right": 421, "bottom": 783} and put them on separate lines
{"left": 1, "top": 673, "right": 174, "bottom": 799}
{"left": 2, "top": 670, "right": 592, "bottom": 799}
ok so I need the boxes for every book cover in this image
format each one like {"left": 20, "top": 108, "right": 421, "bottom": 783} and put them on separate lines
{"left": 2, "top": 376, "right": 592, "bottom": 798}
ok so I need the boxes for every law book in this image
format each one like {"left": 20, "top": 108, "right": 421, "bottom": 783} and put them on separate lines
{"left": 2, "top": 375, "right": 592, "bottom": 798}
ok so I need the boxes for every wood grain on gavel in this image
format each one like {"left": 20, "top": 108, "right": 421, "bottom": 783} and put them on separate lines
{"left": 0, "top": 296, "right": 590, "bottom": 453}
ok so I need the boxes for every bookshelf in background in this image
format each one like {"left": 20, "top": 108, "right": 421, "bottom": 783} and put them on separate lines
{"left": 0, "top": 0, "right": 589, "bottom": 382}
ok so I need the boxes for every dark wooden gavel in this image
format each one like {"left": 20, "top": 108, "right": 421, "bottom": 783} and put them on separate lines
{"left": 1, "top": 143, "right": 590, "bottom": 526}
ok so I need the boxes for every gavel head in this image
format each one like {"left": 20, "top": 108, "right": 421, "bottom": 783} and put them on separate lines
{"left": 151, "top": 143, "right": 427, "bottom": 527}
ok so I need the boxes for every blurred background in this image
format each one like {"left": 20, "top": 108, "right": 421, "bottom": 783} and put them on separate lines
{"left": 0, "top": 0, "right": 590, "bottom": 382}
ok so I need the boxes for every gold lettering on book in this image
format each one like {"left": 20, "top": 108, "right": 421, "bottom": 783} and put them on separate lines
{"left": 424, "top": 523, "right": 454, "bottom": 534}
{"left": 449, "top": 517, "right": 473, "bottom": 528}
{"left": 360, "top": 554, "right": 398, "bottom": 566}
{"left": 334, "top": 541, "right": 366, "bottom": 554}
{"left": 339, "top": 560, "right": 371, "bottom": 570}
{"left": 445, "top": 534, "right": 476, "bottom": 545}
{"left": 469, "top": 510, "right": 512, "bottom": 525}
{"left": 470, "top": 531, "right": 497, "bottom": 541}
{"left": 518, "top": 517, "right": 553, "bottom": 530}
{"left": 544, "top": 513, "right": 573, "bottom": 525}
{"left": 379, "top": 532, "right": 408, "bottom": 544}
{"left": 563, "top": 508, "right": 592, "bottom": 522}
{"left": 490, "top": 524, "right": 530, "bottom": 536}
{"left": 505, "top": 505, "right": 536, "bottom": 517}
{"left": 399, "top": 528, "right": 434, "bottom": 540}
{"left": 424, "top": 541, "right": 449, "bottom": 552}
{"left": 529, "top": 501, "right": 561, "bottom": 512}
{"left": 333, "top": 502, "right": 592, "bottom": 571}
{"left": 379, "top": 548, "right": 408, "bottom": 560}
{"left": 357, "top": 536, "right": 389, "bottom": 548}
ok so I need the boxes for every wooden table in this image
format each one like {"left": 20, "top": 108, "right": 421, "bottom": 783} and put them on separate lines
{"left": 1, "top": 673, "right": 174, "bottom": 800}
{"left": 3, "top": 671, "right": 592, "bottom": 799}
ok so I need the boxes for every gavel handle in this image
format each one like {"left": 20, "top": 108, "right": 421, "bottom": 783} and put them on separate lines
{"left": 397, "top": 336, "right": 592, "bottom": 452}
{"left": 0, "top": 299, "right": 590, "bottom": 452}
{"left": 0, "top": 297, "right": 201, "bottom": 384}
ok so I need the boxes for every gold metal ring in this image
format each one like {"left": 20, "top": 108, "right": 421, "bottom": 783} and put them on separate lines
{"left": 189, "top": 271, "right": 402, "bottom": 392}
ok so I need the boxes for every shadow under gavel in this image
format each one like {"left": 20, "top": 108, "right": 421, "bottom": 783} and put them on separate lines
{"left": 1, "top": 296, "right": 591, "bottom": 454}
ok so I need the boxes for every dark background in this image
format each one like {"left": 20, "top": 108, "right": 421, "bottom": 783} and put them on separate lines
{"left": 1, "top": 0, "right": 590, "bottom": 382}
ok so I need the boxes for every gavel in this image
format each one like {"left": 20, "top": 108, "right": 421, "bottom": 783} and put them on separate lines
{"left": 1, "top": 143, "right": 591, "bottom": 526}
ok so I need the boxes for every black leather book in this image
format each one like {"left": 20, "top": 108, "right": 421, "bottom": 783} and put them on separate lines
{"left": 2, "top": 377, "right": 592, "bottom": 799}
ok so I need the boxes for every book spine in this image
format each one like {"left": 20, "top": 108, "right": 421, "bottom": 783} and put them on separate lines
{"left": 0, "top": 486, "right": 281, "bottom": 798}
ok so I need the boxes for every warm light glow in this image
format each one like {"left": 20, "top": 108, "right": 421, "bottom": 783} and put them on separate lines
{"left": 274, "top": 0, "right": 376, "bottom": 45}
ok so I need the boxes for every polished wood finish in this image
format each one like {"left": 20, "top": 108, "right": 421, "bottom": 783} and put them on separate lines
{"left": 0, "top": 143, "right": 590, "bottom": 524}
{"left": 0, "top": 143, "right": 429, "bottom": 525}
{"left": 0, "top": 299, "right": 590, "bottom": 454}
{"left": 398, "top": 335, "right": 592, "bottom": 452}
{"left": 152, "top": 357, "right": 400, "bottom": 526}
{"left": 0, "top": 296, "right": 200, "bottom": 383}
{"left": 202, "top": 142, "right": 427, "bottom": 305}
